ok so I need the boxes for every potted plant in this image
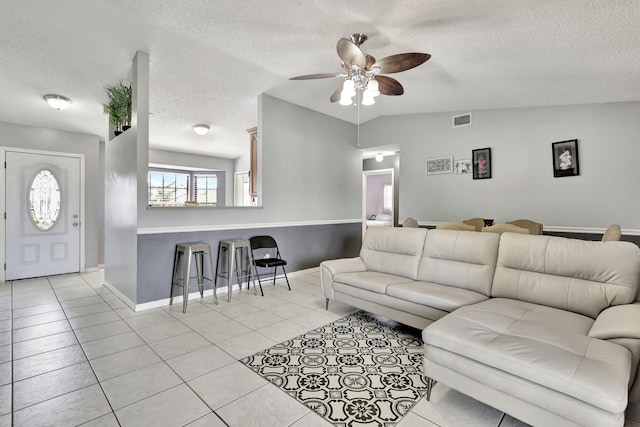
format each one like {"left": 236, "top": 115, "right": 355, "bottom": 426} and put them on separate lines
{"left": 104, "top": 80, "right": 132, "bottom": 136}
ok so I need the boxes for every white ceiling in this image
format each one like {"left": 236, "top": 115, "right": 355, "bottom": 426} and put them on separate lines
{"left": 1, "top": 0, "right": 640, "bottom": 160}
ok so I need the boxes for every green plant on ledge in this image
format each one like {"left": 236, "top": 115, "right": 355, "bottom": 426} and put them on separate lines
{"left": 104, "top": 80, "right": 132, "bottom": 136}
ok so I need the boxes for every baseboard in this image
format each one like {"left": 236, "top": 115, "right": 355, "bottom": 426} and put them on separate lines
{"left": 288, "top": 266, "right": 319, "bottom": 277}
{"left": 103, "top": 279, "right": 137, "bottom": 311}
{"left": 134, "top": 280, "right": 262, "bottom": 311}
{"left": 106, "top": 267, "right": 320, "bottom": 313}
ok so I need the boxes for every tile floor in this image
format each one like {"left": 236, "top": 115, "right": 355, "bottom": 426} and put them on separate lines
{"left": 1, "top": 269, "right": 640, "bottom": 426}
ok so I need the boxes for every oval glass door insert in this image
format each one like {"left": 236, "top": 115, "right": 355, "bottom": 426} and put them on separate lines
{"left": 29, "top": 170, "right": 61, "bottom": 231}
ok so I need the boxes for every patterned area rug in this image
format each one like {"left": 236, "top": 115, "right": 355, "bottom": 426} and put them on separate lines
{"left": 241, "top": 311, "right": 428, "bottom": 426}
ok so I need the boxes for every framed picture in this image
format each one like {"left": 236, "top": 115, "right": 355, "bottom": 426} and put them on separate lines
{"left": 472, "top": 148, "right": 491, "bottom": 179}
{"left": 425, "top": 156, "right": 453, "bottom": 175}
{"left": 552, "top": 139, "right": 579, "bottom": 177}
{"left": 454, "top": 159, "right": 472, "bottom": 174}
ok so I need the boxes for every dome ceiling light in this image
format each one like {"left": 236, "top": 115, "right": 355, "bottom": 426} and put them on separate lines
{"left": 43, "top": 94, "right": 72, "bottom": 110}
{"left": 192, "top": 124, "right": 210, "bottom": 135}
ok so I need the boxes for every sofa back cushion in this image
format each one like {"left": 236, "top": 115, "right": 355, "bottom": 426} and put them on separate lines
{"left": 417, "top": 229, "right": 500, "bottom": 296}
{"left": 493, "top": 233, "right": 640, "bottom": 318}
{"left": 360, "top": 227, "right": 428, "bottom": 280}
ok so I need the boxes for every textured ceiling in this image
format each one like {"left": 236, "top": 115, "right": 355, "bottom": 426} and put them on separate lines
{"left": 1, "top": 0, "right": 639, "bottom": 159}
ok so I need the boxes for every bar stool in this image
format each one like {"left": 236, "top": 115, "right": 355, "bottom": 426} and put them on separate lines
{"left": 170, "top": 242, "right": 217, "bottom": 313}
{"left": 214, "top": 239, "right": 259, "bottom": 302}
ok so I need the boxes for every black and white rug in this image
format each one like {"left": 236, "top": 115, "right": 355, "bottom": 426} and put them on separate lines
{"left": 240, "top": 311, "right": 428, "bottom": 426}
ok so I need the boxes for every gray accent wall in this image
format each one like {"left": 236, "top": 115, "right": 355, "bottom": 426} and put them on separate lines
{"left": 137, "top": 222, "right": 361, "bottom": 304}
{"left": 0, "top": 120, "right": 101, "bottom": 269}
{"left": 360, "top": 102, "right": 640, "bottom": 229}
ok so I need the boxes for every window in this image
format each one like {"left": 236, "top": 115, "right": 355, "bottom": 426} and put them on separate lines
{"left": 383, "top": 184, "right": 392, "bottom": 214}
{"left": 148, "top": 171, "right": 190, "bottom": 206}
{"left": 148, "top": 168, "right": 220, "bottom": 206}
{"left": 194, "top": 174, "right": 217, "bottom": 206}
{"left": 29, "top": 169, "right": 61, "bottom": 230}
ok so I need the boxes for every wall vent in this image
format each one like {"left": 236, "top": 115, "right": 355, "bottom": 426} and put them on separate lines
{"left": 452, "top": 113, "right": 472, "bottom": 128}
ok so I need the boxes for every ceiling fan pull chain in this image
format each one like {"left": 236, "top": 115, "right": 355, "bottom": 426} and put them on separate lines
{"left": 357, "top": 95, "right": 360, "bottom": 147}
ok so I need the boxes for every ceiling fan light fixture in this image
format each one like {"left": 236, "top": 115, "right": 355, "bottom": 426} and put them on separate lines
{"left": 44, "top": 94, "right": 72, "bottom": 110}
{"left": 339, "top": 93, "right": 353, "bottom": 106}
{"left": 289, "top": 33, "right": 430, "bottom": 106}
{"left": 342, "top": 79, "right": 356, "bottom": 97}
{"left": 192, "top": 124, "right": 210, "bottom": 135}
{"left": 362, "top": 91, "right": 376, "bottom": 106}
{"left": 367, "top": 79, "right": 380, "bottom": 96}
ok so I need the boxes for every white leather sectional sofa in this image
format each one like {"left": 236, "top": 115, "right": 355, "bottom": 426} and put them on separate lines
{"left": 320, "top": 227, "right": 640, "bottom": 427}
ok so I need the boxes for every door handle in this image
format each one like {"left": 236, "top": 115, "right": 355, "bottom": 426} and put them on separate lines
{"left": 73, "top": 214, "right": 78, "bottom": 218}
{"left": 73, "top": 222, "right": 79, "bottom": 227}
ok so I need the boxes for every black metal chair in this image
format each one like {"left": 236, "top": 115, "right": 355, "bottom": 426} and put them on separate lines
{"left": 249, "top": 236, "right": 291, "bottom": 294}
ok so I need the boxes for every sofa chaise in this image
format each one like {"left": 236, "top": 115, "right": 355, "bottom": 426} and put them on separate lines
{"left": 320, "top": 227, "right": 640, "bottom": 427}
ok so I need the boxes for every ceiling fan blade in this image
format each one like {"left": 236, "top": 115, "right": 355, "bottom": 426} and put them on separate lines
{"left": 376, "top": 75, "right": 404, "bottom": 96}
{"left": 290, "top": 73, "right": 339, "bottom": 80}
{"left": 373, "top": 53, "right": 431, "bottom": 74}
{"left": 330, "top": 84, "right": 343, "bottom": 103}
{"left": 365, "top": 54, "right": 376, "bottom": 70}
{"left": 337, "top": 38, "right": 366, "bottom": 69}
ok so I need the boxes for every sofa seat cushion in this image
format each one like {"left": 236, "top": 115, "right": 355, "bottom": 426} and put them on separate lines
{"left": 333, "top": 271, "right": 409, "bottom": 294}
{"left": 387, "top": 281, "right": 488, "bottom": 312}
{"left": 423, "top": 298, "right": 632, "bottom": 413}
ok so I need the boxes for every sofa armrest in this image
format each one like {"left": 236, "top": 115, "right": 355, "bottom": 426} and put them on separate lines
{"left": 589, "top": 305, "right": 640, "bottom": 339}
{"left": 320, "top": 257, "right": 365, "bottom": 300}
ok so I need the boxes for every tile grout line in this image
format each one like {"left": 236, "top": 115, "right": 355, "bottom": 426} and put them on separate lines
{"left": 45, "top": 275, "right": 123, "bottom": 427}
{"left": 150, "top": 294, "right": 265, "bottom": 424}
{"left": 125, "top": 282, "right": 314, "bottom": 424}
{"left": 8, "top": 274, "right": 349, "bottom": 426}
{"left": 83, "top": 286, "right": 241, "bottom": 422}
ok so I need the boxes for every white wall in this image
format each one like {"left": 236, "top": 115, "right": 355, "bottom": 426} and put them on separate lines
{"left": 0, "top": 120, "right": 101, "bottom": 269}
{"left": 235, "top": 151, "right": 250, "bottom": 174}
{"left": 360, "top": 101, "right": 640, "bottom": 229}
{"left": 104, "top": 129, "right": 138, "bottom": 302}
{"left": 104, "top": 51, "right": 148, "bottom": 303}
{"left": 137, "top": 94, "right": 362, "bottom": 229}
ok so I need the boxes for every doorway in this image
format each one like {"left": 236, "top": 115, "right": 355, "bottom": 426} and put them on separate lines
{"left": 2, "top": 148, "right": 84, "bottom": 281}
{"left": 362, "top": 169, "right": 394, "bottom": 236}
{"left": 234, "top": 171, "right": 251, "bottom": 206}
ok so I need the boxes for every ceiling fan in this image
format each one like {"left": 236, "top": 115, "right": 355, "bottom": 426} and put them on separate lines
{"left": 290, "top": 33, "right": 431, "bottom": 106}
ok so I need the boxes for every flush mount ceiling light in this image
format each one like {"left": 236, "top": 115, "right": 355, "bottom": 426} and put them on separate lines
{"left": 43, "top": 94, "right": 72, "bottom": 110}
{"left": 375, "top": 153, "right": 384, "bottom": 162}
{"left": 192, "top": 124, "right": 210, "bottom": 135}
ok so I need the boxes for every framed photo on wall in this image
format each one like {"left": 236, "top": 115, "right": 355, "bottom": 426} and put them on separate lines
{"left": 472, "top": 148, "right": 491, "bottom": 179}
{"left": 454, "top": 159, "right": 472, "bottom": 174}
{"left": 425, "top": 156, "right": 453, "bottom": 175}
{"left": 552, "top": 139, "right": 579, "bottom": 177}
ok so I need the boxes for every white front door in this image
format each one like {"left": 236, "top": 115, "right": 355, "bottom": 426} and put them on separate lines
{"left": 5, "top": 151, "right": 81, "bottom": 280}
